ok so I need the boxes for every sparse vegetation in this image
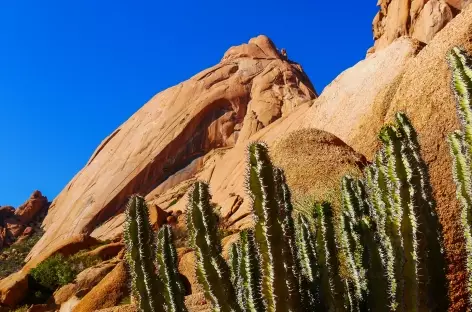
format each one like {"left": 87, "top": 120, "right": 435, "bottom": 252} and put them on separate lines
{"left": 0, "top": 229, "right": 44, "bottom": 279}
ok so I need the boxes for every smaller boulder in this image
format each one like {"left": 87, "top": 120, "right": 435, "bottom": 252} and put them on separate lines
{"left": 83, "top": 242, "right": 124, "bottom": 261}
{"left": 149, "top": 204, "right": 168, "bottom": 231}
{"left": 14, "top": 190, "right": 48, "bottom": 224}
{"left": 72, "top": 262, "right": 128, "bottom": 312}
{"left": 0, "top": 271, "right": 29, "bottom": 307}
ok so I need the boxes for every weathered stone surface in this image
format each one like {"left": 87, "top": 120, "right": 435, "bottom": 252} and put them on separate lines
{"left": 59, "top": 296, "right": 80, "bottom": 312}
{"left": 4, "top": 218, "right": 24, "bottom": 238}
{"left": 72, "top": 262, "right": 128, "bottom": 312}
{"left": 0, "top": 270, "right": 28, "bottom": 307}
{"left": 149, "top": 204, "right": 168, "bottom": 231}
{"left": 27, "top": 35, "right": 316, "bottom": 264}
{"left": 14, "top": 190, "right": 48, "bottom": 224}
{"left": 299, "top": 37, "right": 420, "bottom": 157}
{"left": 411, "top": 0, "right": 453, "bottom": 43}
{"left": 445, "top": 0, "right": 471, "bottom": 9}
{"left": 0, "top": 192, "right": 49, "bottom": 250}
{"left": 371, "top": 0, "right": 468, "bottom": 52}
{"left": 82, "top": 242, "right": 124, "bottom": 261}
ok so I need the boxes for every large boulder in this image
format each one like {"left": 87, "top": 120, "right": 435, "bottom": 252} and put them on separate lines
{"left": 299, "top": 37, "right": 421, "bottom": 155}
{"left": 371, "top": 0, "right": 470, "bottom": 53}
{"left": 26, "top": 35, "right": 316, "bottom": 263}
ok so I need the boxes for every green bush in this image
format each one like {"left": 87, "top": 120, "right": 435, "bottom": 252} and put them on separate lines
{"left": 29, "top": 254, "right": 76, "bottom": 290}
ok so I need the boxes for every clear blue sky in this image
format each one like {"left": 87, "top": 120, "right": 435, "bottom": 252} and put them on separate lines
{"left": 0, "top": 1, "right": 378, "bottom": 207}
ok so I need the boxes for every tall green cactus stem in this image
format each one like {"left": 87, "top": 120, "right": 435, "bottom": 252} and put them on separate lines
{"left": 124, "top": 195, "right": 165, "bottom": 312}
{"left": 246, "top": 142, "right": 291, "bottom": 312}
{"left": 340, "top": 176, "right": 365, "bottom": 308}
{"left": 156, "top": 225, "right": 188, "bottom": 312}
{"left": 448, "top": 47, "right": 472, "bottom": 161}
{"left": 395, "top": 112, "right": 448, "bottom": 310}
{"left": 365, "top": 162, "right": 396, "bottom": 311}
{"left": 235, "top": 230, "right": 264, "bottom": 312}
{"left": 449, "top": 131, "right": 472, "bottom": 304}
{"left": 186, "top": 181, "right": 240, "bottom": 312}
{"left": 347, "top": 173, "right": 391, "bottom": 311}
{"left": 448, "top": 47, "right": 472, "bottom": 305}
{"left": 228, "top": 243, "right": 240, "bottom": 290}
{"left": 296, "top": 213, "right": 323, "bottom": 310}
{"left": 380, "top": 125, "right": 419, "bottom": 312}
{"left": 313, "top": 202, "right": 346, "bottom": 311}
{"left": 273, "top": 167, "right": 302, "bottom": 310}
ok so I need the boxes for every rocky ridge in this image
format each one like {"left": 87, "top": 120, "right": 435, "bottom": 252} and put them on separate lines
{"left": 0, "top": 191, "right": 49, "bottom": 250}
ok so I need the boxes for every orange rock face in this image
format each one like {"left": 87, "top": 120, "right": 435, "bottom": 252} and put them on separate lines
{"left": 0, "top": 191, "right": 48, "bottom": 249}
{"left": 371, "top": 0, "right": 470, "bottom": 53}
{"left": 14, "top": 190, "right": 48, "bottom": 224}
{"left": 25, "top": 35, "right": 316, "bottom": 263}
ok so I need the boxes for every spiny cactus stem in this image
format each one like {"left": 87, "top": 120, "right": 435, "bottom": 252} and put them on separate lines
{"left": 449, "top": 131, "right": 472, "bottom": 303}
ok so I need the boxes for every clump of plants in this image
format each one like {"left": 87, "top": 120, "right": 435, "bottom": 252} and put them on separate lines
{"left": 18, "top": 247, "right": 101, "bottom": 307}
{"left": 124, "top": 195, "right": 187, "bottom": 312}
{"left": 30, "top": 254, "right": 76, "bottom": 290}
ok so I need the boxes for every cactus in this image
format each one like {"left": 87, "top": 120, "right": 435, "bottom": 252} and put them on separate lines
{"left": 339, "top": 176, "right": 366, "bottom": 310}
{"left": 295, "top": 213, "right": 323, "bottom": 310}
{"left": 228, "top": 243, "right": 240, "bottom": 289}
{"left": 349, "top": 112, "right": 446, "bottom": 311}
{"left": 447, "top": 47, "right": 472, "bottom": 305}
{"left": 379, "top": 124, "right": 419, "bottom": 312}
{"left": 186, "top": 181, "right": 240, "bottom": 312}
{"left": 312, "top": 202, "right": 346, "bottom": 311}
{"left": 343, "top": 174, "right": 393, "bottom": 311}
{"left": 156, "top": 225, "right": 188, "bottom": 312}
{"left": 245, "top": 142, "right": 294, "bottom": 311}
{"left": 395, "top": 112, "right": 448, "bottom": 310}
{"left": 234, "top": 230, "right": 264, "bottom": 312}
{"left": 124, "top": 195, "right": 165, "bottom": 312}
{"left": 273, "top": 167, "right": 302, "bottom": 310}
{"left": 364, "top": 161, "right": 397, "bottom": 310}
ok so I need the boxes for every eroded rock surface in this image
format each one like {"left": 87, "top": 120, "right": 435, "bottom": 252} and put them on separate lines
{"left": 371, "top": 0, "right": 470, "bottom": 53}
{"left": 26, "top": 35, "right": 316, "bottom": 265}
